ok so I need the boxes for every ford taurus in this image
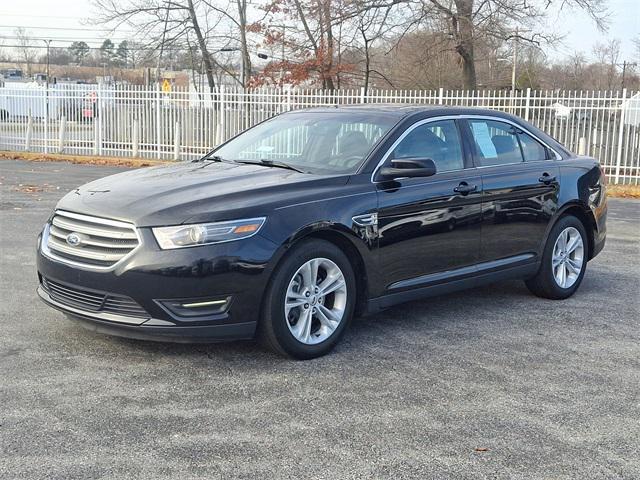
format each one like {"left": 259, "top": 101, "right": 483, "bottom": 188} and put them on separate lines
{"left": 36, "top": 106, "right": 607, "bottom": 359}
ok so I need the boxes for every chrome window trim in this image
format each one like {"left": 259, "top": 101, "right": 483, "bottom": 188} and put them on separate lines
{"left": 370, "top": 114, "right": 562, "bottom": 183}
{"left": 40, "top": 210, "right": 143, "bottom": 272}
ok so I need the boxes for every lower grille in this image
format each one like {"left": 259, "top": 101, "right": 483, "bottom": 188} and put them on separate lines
{"left": 41, "top": 277, "right": 148, "bottom": 318}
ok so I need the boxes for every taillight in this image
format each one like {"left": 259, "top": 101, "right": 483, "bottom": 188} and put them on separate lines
{"left": 599, "top": 164, "right": 608, "bottom": 185}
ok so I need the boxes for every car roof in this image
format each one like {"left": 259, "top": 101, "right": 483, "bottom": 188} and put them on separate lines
{"left": 285, "top": 104, "right": 520, "bottom": 121}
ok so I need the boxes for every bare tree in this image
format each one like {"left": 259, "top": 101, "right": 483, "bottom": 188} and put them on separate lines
{"left": 349, "top": 1, "right": 404, "bottom": 93}
{"left": 592, "top": 38, "right": 620, "bottom": 89}
{"left": 15, "top": 28, "right": 38, "bottom": 76}
{"left": 92, "top": 0, "right": 254, "bottom": 90}
{"left": 0, "top": 37, "right": 8, "bottom": 62}
{"left": 564, "top": 51, "right": 588, "bottom": 90}
{"left": 409, "top": 0, "right": 609, "bottom": 89}
{"left": 373, "top": 28, "right": 460, "bottom": 88}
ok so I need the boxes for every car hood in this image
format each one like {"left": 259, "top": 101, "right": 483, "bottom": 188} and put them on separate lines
{"left": 56, "top": 161, "right": 349, "bottom": 226}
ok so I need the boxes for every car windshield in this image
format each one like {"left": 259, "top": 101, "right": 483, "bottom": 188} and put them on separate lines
{"left": 210, "top": 112, "right": 399, "bottom": 174}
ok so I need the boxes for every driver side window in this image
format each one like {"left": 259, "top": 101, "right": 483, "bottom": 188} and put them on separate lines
{"left": 390, "top": 120, "right": 464, "bottom": 173}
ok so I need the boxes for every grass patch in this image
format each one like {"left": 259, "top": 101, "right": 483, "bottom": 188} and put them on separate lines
{"left": 0, "top": 151, "right": 171, "bottom": 168}
{"left": 607, "top": 184, "right": 640, "bottom": 199}
{"left": 2, "top": 150, "right": 639, "bottom": 199}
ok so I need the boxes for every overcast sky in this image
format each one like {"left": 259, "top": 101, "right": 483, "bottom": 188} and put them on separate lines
{"left": 0, "top": 0, "right": 638, "bottom": 62}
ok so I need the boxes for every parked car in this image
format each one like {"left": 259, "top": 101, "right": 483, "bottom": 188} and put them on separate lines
{"left": 36, "top": 106, "right": 607, "bottom": 359}
{"left": 552, "top": 102, "right": 594, "bottom": 121}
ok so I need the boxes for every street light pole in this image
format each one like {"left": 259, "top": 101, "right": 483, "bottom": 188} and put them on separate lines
{"left": 216, "top": 48, "right": 268, "bottom": 88}
{"left": 44, "top": 39, "right": 51, "bottom": 85}
{"left": 43, "top": 39, "right": 51, "bottom": 154}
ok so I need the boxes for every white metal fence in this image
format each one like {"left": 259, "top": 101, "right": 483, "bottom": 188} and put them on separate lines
{"left": 0, "top": 84, "right": 638, "bottom": 184}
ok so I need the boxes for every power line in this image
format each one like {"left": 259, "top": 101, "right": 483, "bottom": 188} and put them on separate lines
{"left": 0, "top": 12, "right": 88, "bottom": 19}
{"left": 0, "top": 24, "right": 136, "bottom": 34}
{"left": 0, "top": 43, "right": 238, "bottom": 52}
{"left": 0, "top": 34, "right": 135, "bottom": 43}
{"left": 0, "top": 43, "right": 161, "bottom": 51}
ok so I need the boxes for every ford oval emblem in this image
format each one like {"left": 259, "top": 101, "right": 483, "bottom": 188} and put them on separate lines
{"left": 66, "top": 233, "right": 82, "bottom": 247}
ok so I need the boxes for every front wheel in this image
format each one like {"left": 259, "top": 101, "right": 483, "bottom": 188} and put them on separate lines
{"left": 525, "top": 215, "right": 588, "bottom": 299}
{"left": 259, "top": 239, "right": 356, "bottom": 359}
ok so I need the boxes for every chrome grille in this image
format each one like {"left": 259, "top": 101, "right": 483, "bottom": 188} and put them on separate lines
{"left": 45, "top": 210, "right": 140, "bottom": 268}
{"left": 41, "top": 277, "right": 148, "bottom": 318}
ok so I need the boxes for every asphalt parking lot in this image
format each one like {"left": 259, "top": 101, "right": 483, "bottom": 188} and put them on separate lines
{"left": 1, "top": 159, "right": 639, "bottom": 479}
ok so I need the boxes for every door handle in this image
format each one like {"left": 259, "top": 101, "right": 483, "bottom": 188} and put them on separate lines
{"left": 454, "top": 182, "right": 477, "bottom": 195}
{"left": 538, "top": 173, "right": 556, "bottom": 184}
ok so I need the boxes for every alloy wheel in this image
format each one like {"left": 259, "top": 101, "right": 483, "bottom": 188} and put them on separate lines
{"left": 552, "top": 226, "right": 584, "bottom": 289}
{"left": 284, "top": 257, "right": 348, "bottom": 345}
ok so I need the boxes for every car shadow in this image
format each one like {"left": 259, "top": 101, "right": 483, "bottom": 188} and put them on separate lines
{"left": 61, "top": 270, "right": 619, "bottom": 364}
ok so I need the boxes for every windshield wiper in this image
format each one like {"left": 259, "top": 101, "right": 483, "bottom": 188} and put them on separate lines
{"left": 234, "top": 159, "right": 306, "bottom": 173}
{"left": 195, "top": 154, "right": 236, "bottom": 163}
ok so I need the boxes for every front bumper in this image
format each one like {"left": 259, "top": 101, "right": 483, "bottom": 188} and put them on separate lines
{"left": 38, "top": 285, "right": 256, "bottom": 342}
{"left": 37, "top": 227, "right": 281, "bottom": 342}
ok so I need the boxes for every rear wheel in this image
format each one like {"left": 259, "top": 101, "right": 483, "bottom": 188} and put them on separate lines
{"left": 259, "top": 239, "right": 356, "bottom": 359}
{"left": 525, "top": 215, "right": 588, "bottom": 299}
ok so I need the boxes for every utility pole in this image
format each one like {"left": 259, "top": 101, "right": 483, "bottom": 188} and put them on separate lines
{"left": 157, "top": 1, "right": 170, "bottom": 86}
{"left": 511, "top": 28, "right": 518, "bottom": 93}
{"left": 507, "top": 27, "right": 531, "bottom": 92}
{"left": 281, "top": 24, "right": 285, "bottom": 86}
{"left": 267, "top": 24, "right": 294, "bottom": 87}
{"left": 619, "top": 61, "right": 638, "bottom": 89}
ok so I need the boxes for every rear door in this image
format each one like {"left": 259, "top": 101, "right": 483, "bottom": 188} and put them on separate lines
{"left": 375, "top": 118, "right": 483, "bottom": 291}
{"left": 463, "top": 118, "right": 560, "bottom": 264}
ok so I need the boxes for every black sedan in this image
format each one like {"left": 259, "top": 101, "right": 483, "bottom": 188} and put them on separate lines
{"left": 36, "top": 105, "right": 607, "bottom": 359}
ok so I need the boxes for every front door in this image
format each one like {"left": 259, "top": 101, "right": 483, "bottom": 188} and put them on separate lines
{"left": 375, "top": 118, "right": 483, "bottom": 291}
{"left": 463, "top": 118, "right": 561, "bottom": 263}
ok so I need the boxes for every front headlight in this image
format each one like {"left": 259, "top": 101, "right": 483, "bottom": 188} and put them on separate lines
{"left": 152, "top": 217, "right": 266, "bottom": 250}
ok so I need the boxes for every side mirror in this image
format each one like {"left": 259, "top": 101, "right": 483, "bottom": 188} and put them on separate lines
{"left": 378, "top": 158, "right": 437, "bottom": 180}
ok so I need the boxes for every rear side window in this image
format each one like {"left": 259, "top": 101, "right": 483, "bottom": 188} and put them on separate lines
{"left": 518, "top": 131, "right": 550, "bottom": 161}
{"left": 468, "top": 120, "right": 523, "bottom": 166}
{"left": 390, "top": 120, "right": 464, "bottom": 172}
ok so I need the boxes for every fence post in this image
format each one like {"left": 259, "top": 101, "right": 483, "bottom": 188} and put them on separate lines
{"left": 614, "top": 88, "right": 627, "bottom": 184}
{"left": 156, "top": 86, "right": 162, "bottom": 159}
{"left": 132, "top": 118, "right": 139, "bottom": 157}
{"left": 360, "top": 87, "right": 366, "bottom": 104}
{"left": 524, "top": 88, "right": 531, "bottom": 121}
{"left": 97, "top": 83, "right": 103, "bottom": 156}
{"left": 58, "top": 115, "right": 67, "bottom": 153}
{"left": 578, "top": 137, "right": 586, "bottom": 155}
{"left": 93, "top": 119, "right": 99, "bottom": 156}
{"left": 25, "top": 113, "right": 33, "bottom": 151}
{"left": 43, "top": 83, "right": 49, "bottom": 154}
{"left": 220, "top": 85, "right": 226, "bottom": 143}
{"left": 438, "top": 87, "right": 444, "bottom": 105}
{"left": 173, "top": 121, "right": 181, "bottom": 161}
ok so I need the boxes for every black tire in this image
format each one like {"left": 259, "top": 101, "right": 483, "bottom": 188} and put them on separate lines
{"left": 525, "top": 215, "right": 588, "bottom": 299}
{"left": 259, "top": 239, "right": 356, "bottom": 359}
